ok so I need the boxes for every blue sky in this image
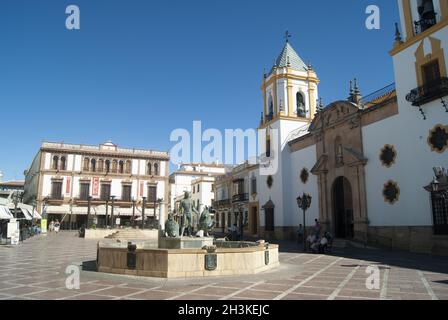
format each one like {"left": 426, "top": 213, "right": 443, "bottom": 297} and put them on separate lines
{"left": 1, "top": 0, "right": 398, "bottom": 180}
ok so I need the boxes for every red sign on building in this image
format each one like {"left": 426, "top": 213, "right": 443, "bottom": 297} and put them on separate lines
{"left": 140, "top": 182, "right": 144, "bottom": 197}
{"left": 66, "top": 177, "right": 71, "bottom": 195}
{"left": 92, "top": 177, "right": 99, "bottom": 196}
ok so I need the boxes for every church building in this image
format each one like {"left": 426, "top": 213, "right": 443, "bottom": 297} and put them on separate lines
{"left": 220, "top": 0, "right": 448, "bottom": 255}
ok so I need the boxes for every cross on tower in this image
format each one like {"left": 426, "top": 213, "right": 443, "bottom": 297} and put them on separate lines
{"left": 284, "top": 31, "right": 292, "bottom": 43}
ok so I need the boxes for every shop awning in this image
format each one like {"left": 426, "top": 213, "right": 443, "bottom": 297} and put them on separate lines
{"left": 0, "top": 206, "right": 13, "bottom": 220}
{"left": 7, "top": 204, "right": 33, "bottom": 220}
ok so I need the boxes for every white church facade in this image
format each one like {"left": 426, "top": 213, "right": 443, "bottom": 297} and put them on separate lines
{"left": 217, "top": 0, "right": 448, "bottom": 255}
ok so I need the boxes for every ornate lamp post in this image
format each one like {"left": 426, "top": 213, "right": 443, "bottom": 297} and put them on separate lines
{"left": 87, "top": 196, "right": 92, "bottom": 229}
{"left": 431, "top": 177, "right": 440, "bottom": 192}
{"left": 132, "top": 197, "right": 136, "bottom": 228}
{"left": 238, "top": 205, "right": 244, "bottom": 241}
{"left": 297, "top": 193, "right": 312, "bottom": 252}
{"left": 110, "top": 196, "right": 116, "bottom": 229}
{"left": 105, "top": 198, "right": 109, "bottom": 229}
{"left": 13, "top": 191, "right": 20, "bottom": 219}
{"left": 141, "top": 197, "right": 146, "bottom": 229}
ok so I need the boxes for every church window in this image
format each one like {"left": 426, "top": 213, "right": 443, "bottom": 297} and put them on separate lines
{"left": 296, "top": 92, "right": 306, "bottom": 118}
{"left": 428, "top": 124, "right": 448, "bottom": 153}
{"left": 379, "top": 145, "right": 397, "bottom": 168}
{"left": 422, "top": 60, "right": 441, "bottom": 86}
{"left": 267, "top": 175, "right": 273, "bottom": 189}
{"left": 266, "top": 135, "right": 271, "bottom": 158}
{"left": 267, "top": 94, "right": 274, "bottom": 121}
{"left": 383, "top": 180, "right": 400, "bottom": 204}
{"left": 415, "top": 0, "right": 436, "bottom": 34}
{"left": 154, "top": 162, "right": 159, "bottom": 176}
{"left": 119, "top": 160, "right": 124, "bottom": 174}
{"left": 300, "top": 168, "right": 309, "bottom": 184}
{"left": 147, "top": 162, "right": 152, "bottom": 175}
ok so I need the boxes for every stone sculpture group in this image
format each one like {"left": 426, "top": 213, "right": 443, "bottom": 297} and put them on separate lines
{"left": 164, "top": 191, "right": 215, "bottom": 238}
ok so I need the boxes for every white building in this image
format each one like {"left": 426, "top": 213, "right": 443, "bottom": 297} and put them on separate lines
{"left": 191, "top": 176, "right": 216, "bottom": 211}
{"left": 218, "top": 0, "right": 448, "bottom": 254}
{"left": 23, "top": 141, "right": 170, "bottom": 229}
{"left": 169, "top": 163, "right": 227, "bottom": 212}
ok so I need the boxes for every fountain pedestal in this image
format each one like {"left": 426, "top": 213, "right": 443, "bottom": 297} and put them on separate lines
{"left": 159, "top": 237, "right": 214, "bottom": 249}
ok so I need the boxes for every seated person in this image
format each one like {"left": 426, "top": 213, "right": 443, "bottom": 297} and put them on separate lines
{"left": 319, "top": 236, "right": 329, "bottom": 254}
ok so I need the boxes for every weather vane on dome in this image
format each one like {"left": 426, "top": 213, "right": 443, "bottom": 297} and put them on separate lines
{"left": 284, "top": 30, "right": 292, "bottom": 43}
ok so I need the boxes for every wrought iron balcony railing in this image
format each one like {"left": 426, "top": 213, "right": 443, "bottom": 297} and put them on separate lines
{"left": 214, "top": 199, "right": 231, "bottom": 207}
{"left": 406, "top": 77, "right": 448, "bottom": 107}
{"left": 414, "top": 13, "right": 437, "bottom": 34}
{"left": 265, "top": 113, "right": 273, "bottom": 122}
{"left": 232, "top": 193, "right": 249, "bottom": 203}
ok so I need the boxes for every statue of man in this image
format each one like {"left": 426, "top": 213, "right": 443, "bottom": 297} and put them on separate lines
{"left": 179, "top": 191, "right": 199, "bottom": 237}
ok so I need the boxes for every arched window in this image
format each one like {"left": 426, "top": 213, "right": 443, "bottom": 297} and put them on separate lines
{"left": 125, "top": 160, "right": 132, "bottom": 174}
{"left": 147, "top": 162, "right": 152, "bottom": 176}
{"left": 112, "top": 160, "right": 118, "bottom": 173}
{"left": 119, "top": 161, "right": 124, "bottom": 174}
{"left": 105, "top": 160, "right": 111, "bottom": 173}
{"left": 268, "top": 94, "right": 274, "bottom": 120}
{"left": 98, "top": 159, "right": 104, "bottom": 172}
{"left": 83, "top": 158, "right": 90, "bottom": 172}
{"left": 416, "top": 0, "right": 436, "bottom": 33}
{"left": 60, "top": 156, "right": 66, "bottom": 171}
{"left": 91, "top": 159, "right": 97, "bottom": 172}
{"left": 52, "top": 156, "right": 59, "bottom": 170}
{"left": 296, "top": 92, "right": 306, "bottom": 118}
{"left": 266, "top": 135, "right": 271, "bottom": 158}
{"left": 335, "top": 137, "right": 344, "bottom": 166}
{"left": 154, "top": 163, "right": 159, "bottom": 176}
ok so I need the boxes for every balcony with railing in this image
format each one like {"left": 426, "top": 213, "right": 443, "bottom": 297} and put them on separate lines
{"left": 414, "top": 12, "right": 437, "bottom": 35}
{"left": 232, "top": 193, "right": 249, "bottom": 203}
{"left": 214, "top": 199, "right": 231, "bottom": 207}
{"left": 406, "top": 77, "right": 448, "bottom": 107}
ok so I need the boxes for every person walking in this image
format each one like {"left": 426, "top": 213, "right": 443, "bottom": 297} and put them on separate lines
{"left": 314, "top": 219, "right": 321, "bottom": 238}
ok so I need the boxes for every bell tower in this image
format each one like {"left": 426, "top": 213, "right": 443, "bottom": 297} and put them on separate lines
{"left": 259, "top": 32, "right": 320, "bottom": 129}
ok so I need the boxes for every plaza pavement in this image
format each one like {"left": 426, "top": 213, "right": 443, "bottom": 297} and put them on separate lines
{"left": 0, "top": 231, "right": 447, "bottom": 300}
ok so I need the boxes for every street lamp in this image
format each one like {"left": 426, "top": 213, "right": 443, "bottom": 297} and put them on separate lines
{"left": 141, "top": 197, "right": 146, "bottom": 229}
{"left": 297, "top": 193, "right": 312, "bottom": 252}
{"left": 238, "top": 206, "right": 244, "bottom": 241}
{"left": 431, "top": 177, "right": 440, "bottom": 192}
{"left": 87, "top": 196, "right": 92, "bottom": 229}
{"left": 132, "top": 197, "right": 136, "bottom": 228}
{"left": 105, "top": 198, "right": 109, "bottom": 229}
{"left": 13, "top": 191, "right": 20, "bottom": 219}
{"left": 110, "top": 196, "right": 116, "bottom": 229}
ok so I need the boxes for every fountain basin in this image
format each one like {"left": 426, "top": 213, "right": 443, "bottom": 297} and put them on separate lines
{"left": 97, "top": 240, "right": 279, "bottom": 278}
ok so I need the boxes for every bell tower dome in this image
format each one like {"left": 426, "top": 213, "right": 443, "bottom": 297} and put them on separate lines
{"left": 260, "top": 33, "right": 320, "bottom": 129}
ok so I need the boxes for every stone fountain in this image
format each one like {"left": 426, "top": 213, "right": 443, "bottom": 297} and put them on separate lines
{"left": 97, "top": 192, "right": 279, "bottom": 278}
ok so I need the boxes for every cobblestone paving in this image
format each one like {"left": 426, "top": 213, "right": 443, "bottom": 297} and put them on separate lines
{"left": 0, "top": 232, "right": 447, "bottom": 300}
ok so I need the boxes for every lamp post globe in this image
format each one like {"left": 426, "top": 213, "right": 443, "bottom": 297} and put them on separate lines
{"left": 297, "top": 193, "right": 312, "bottom": 252}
